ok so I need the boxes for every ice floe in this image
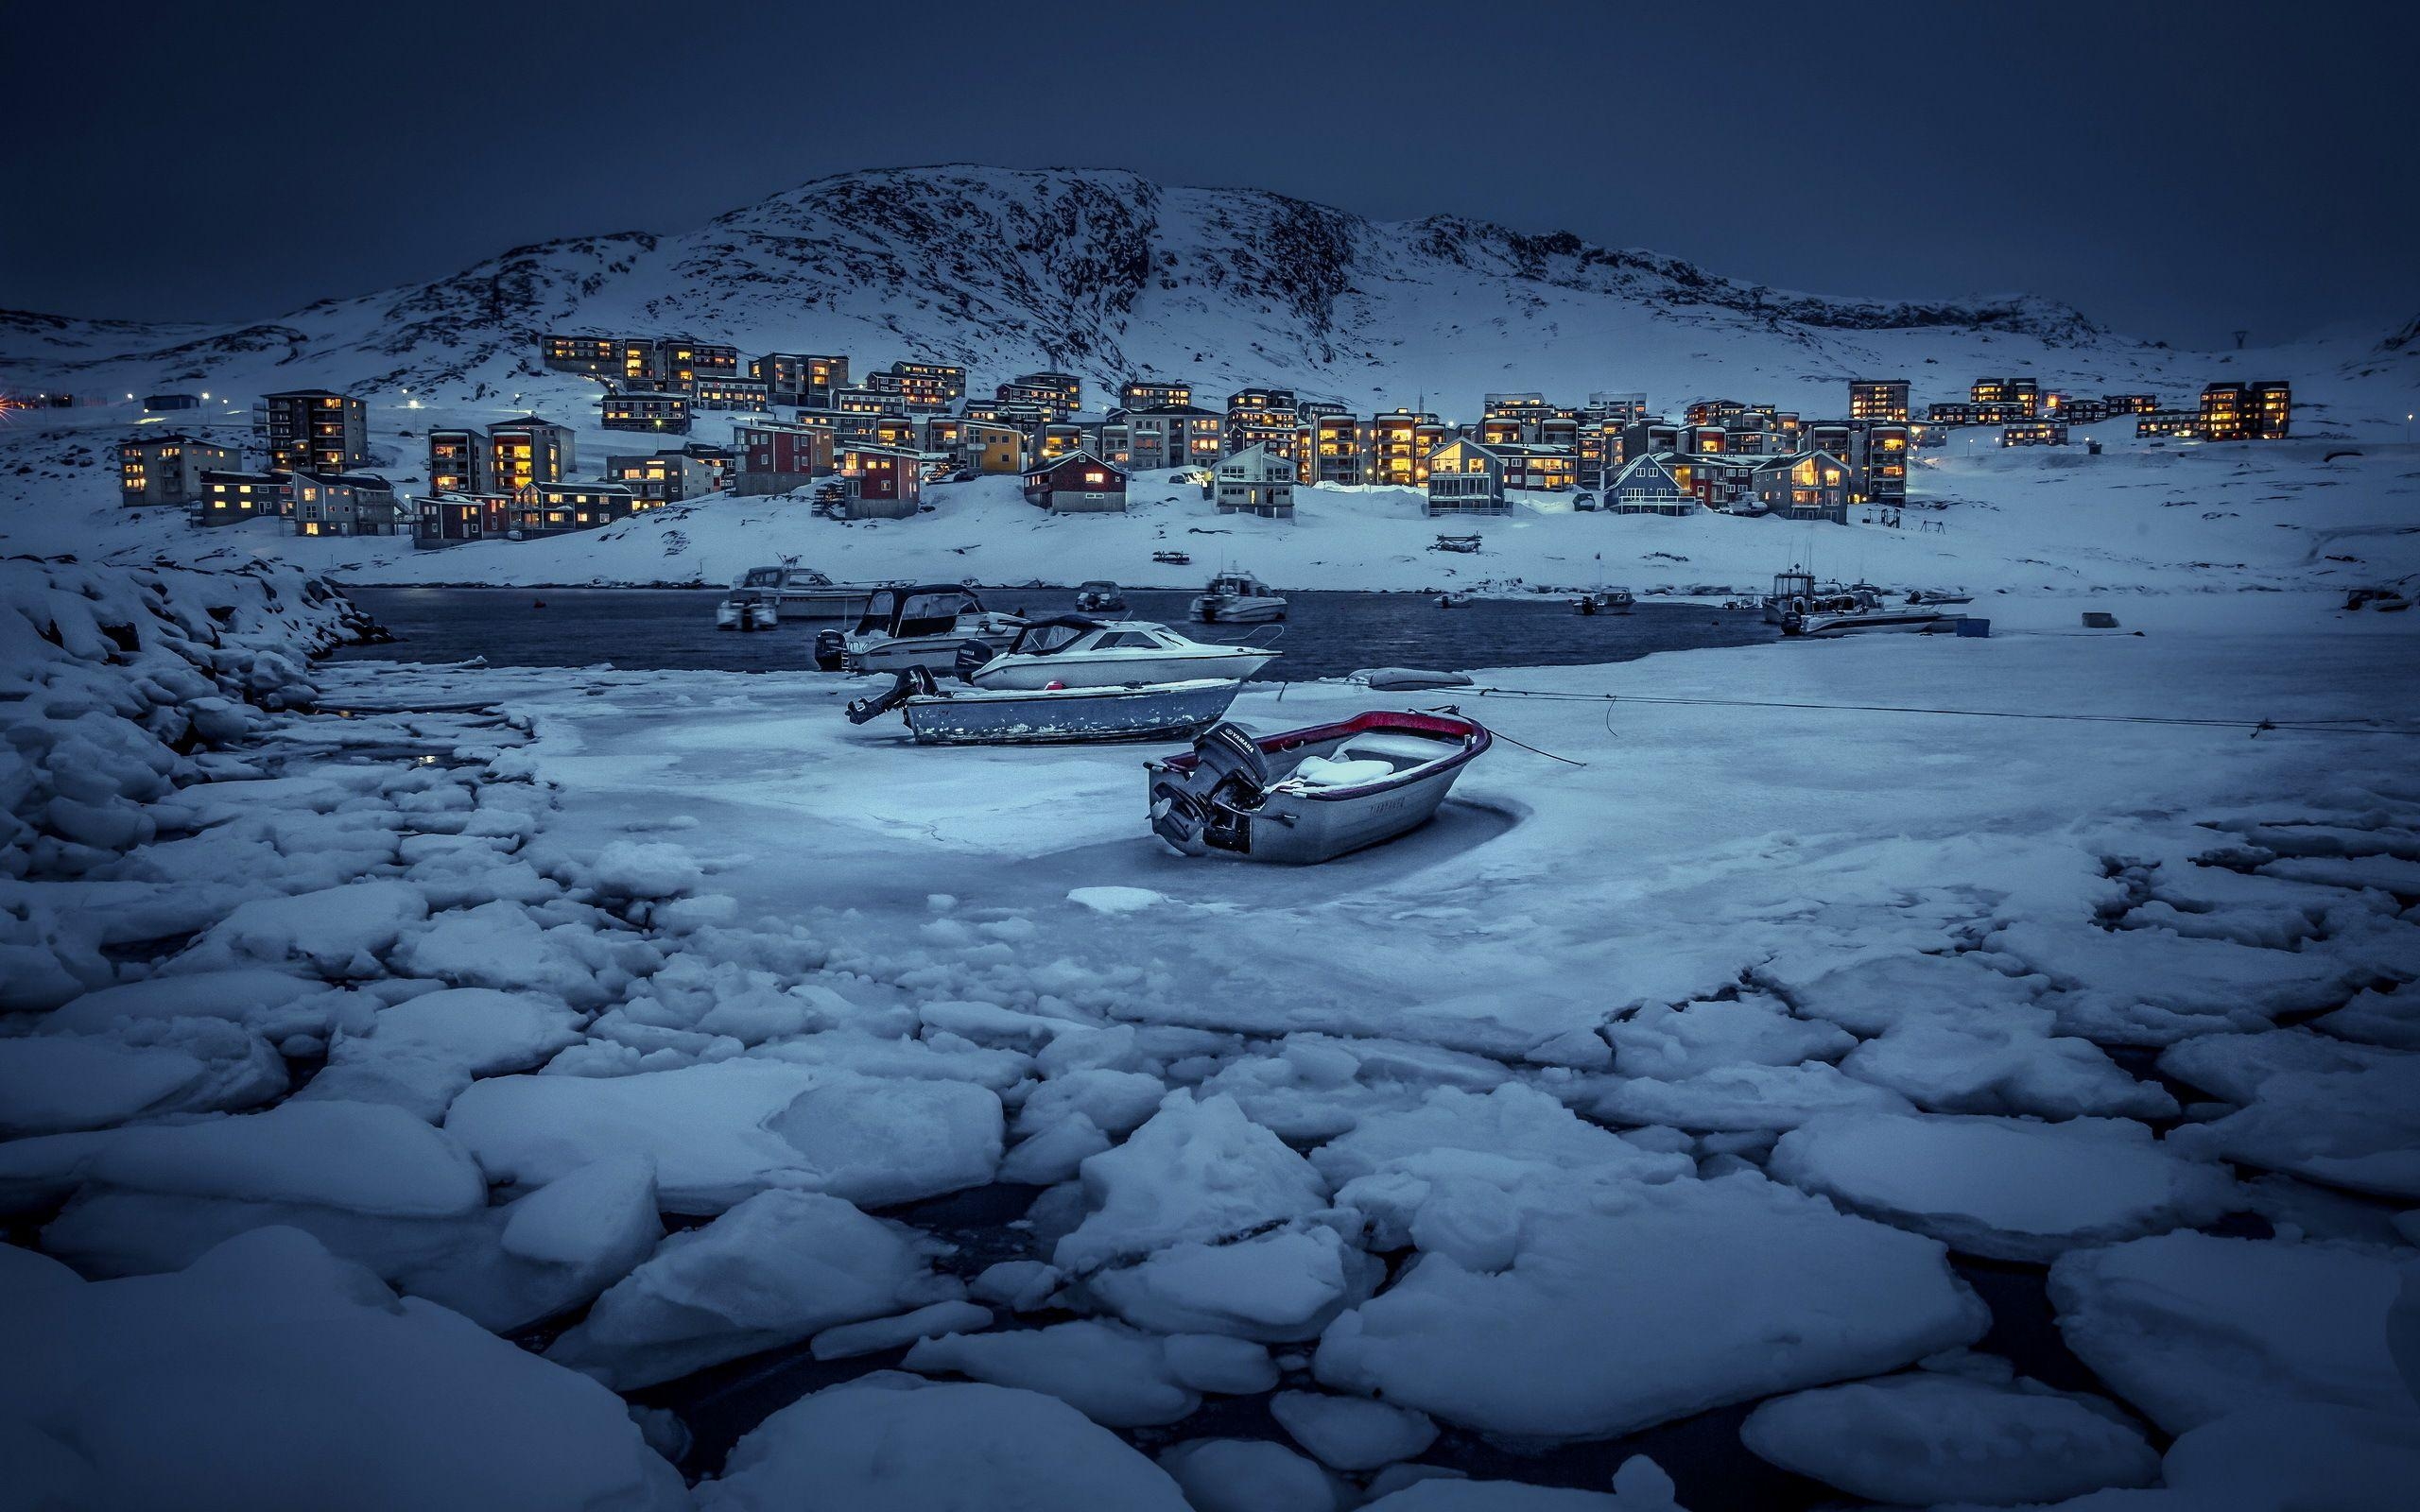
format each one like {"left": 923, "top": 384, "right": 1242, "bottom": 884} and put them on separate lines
{"left": 1769, "top": 1112, "right": 2238, "bottom": 1261}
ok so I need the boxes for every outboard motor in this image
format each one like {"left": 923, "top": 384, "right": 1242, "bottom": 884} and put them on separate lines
{"left": 844, "top": 668, "right": 937, "bottom": 726}
{"left": 812, "top": 628, "right": 848, "bottom": 672}
{"left": 954, "top": 638, "right": 999, "bottom": 683}
{"left": 1150, "top": 722, "right": 1270, "bottom": 855}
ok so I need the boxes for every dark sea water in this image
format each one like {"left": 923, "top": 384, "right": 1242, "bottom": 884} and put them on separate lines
{"left": 330, "top": 585, "right": 1776, "bottom": 678}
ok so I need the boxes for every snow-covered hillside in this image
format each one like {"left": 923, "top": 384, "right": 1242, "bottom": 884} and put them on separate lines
{"left": 3, "top": 164, "right": 2415, "bottom": 592}
{"left": 9, "top": 163, "right": 2415, "bottom": 421}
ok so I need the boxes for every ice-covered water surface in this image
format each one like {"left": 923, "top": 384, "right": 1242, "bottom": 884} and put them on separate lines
{"left": 5, "top": 564, "right": 2419, "bottom": 1509}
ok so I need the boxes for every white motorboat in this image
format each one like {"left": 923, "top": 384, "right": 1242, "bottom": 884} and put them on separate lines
{"left": 1190, "top": 571, "right": 1288, "bottom": 625}
{"left": 1146, "top": 711, "right": 1492, "bottom": 864}
{"left": 813, "top": 583, "right": 1024, "bottom": 675}
{"left": 845, "top": 669, "right": 1244, "bottom": 746}
{"left": 959, "top": 616, "right": 1278, "bottom": 690}
{"left": 733, "top": 563, "right": 881, "bottom": 621}
{"left": 1787, "top": 602, "right": 1958, "bottom": 637}
{"left": 715, "top": 587, "right": 778, "bottom": 631}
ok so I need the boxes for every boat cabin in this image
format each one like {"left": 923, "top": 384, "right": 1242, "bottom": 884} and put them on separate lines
{"left": 739, "top": 565, "right": 835, "bottom": 592}
{"left": 1203, "top": 572, "right": 1273, "bottom": 599}
{"left": 1005, "top": 616, "right": 1207, "bottom": 658}
{"left": 850, "top": 583, "right": 983, "bottom": 639}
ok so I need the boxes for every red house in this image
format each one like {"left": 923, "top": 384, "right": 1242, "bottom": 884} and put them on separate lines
{"left": 735, "top": 421, "right": 835, "bottom": 496}
{"left": 1020, "top": 451, "right": 1130, "bottom": 513}
{"left": 838, "top": 445, "right": 925, "bottom": 519}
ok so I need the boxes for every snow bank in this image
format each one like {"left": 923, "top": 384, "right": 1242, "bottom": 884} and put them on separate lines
{"left": 0, "top": 1227, "right": 684, "bottom": 1510}
{"left": 0, "top": 1017, "right": 285, "bottom": 1135}
{"left": 1769, "top": 1112, "right": 2237, "bottom": 1262}
{"left": 444, "top": 1058, "right": 1003, "bottom": 1213}
{"left": 694, "top": 1375, "right": 1189, "bottom": 1510}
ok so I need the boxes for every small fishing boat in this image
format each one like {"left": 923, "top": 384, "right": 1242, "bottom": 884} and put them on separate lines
{"left": 715, "top": 587, "right": 779, "bottom": 632}
{"left": 960, "top": 616, "right": 1277, "bottom": 690}
{"left": 732, "top": 563, "right": 881, "bottom": 621}
{"left": 1145, "top": 711, "right": 1491, "bottom": 864}
{"left": 1907, "top": 590, "right": 1974, "bottom": 607}
{"left": 1432, "top": 534, "right": 1482, "bottom": 555}
{"left": 1073, "top": 580, "right": 1128, "bottom": 614}
{"left": 846, "top": 669, "right": 1243, "bottom": 746}
{"left": 1575, "top": 587, "right": 1634, "bottom": 615}
{"left": 1152, "top": 549, "right": 1193, "bottom": 566}
{"left": 1191, "top": 571, "right": 1288, "bottom": 625}
{"left": 814, "top": 584, "right": 1023, "bottom": 674}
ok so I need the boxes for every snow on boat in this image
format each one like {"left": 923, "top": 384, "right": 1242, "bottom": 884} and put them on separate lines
{"left": 846, "top": 669, "right": 1243, "bottom": 746}
{"left": 715, "top": 588, "right": 778, "bottom": 631}
{"left": 814, "top": 584, "right": 1023, "bottom": 675}
{"left": 733, "top": 563, "right": 881, "bottom": 621}
{"left": 959, "top": 616, "right": 1277, "bottom": 690}
{"left": 1146, "top": 711, "right": 1491, "bottom": 864}
{"left": 1190, "top": 571, "right": 1288, "bottom": 625}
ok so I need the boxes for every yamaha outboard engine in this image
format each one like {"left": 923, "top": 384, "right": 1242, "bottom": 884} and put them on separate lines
{"left": 1149, "top": 722, "right": 1270, "bottom": 855}
{"left": 812, "top": 628, "right": 848, "bottom": 672}
{"left": 954, "top": 638, "right": 998, "bottom": 683}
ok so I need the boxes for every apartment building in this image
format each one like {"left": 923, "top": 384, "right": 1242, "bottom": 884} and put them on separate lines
{"left": 733, "top": 420, "right": 837, "bottom": 494}
{"left": 486, "top": 418, "right": 579, "bottom": 491}
{"left": 1849, "top": 379, "right": 1910, "bottom": 423}
{"left": 263, "top": 390, "right": 369, "bottom": 472}
{"left": 195, "top": 470, "right": 294, "bottom": 526}
{"left": 119, "top": 434, "right": 237, "bottom": 507}
{"left": 600, "top": 390, "right": 693, "bottom": 434}
{"left": 752, "top": 352, "right": 849, "bottom": 409}
{"left": 1424, "top": 438, "right": 1510, "bottom": 516}
{"left": 290, "top": 472, "right": 401, "bottom": 537}
{"left": 1119, "top": 379, "right": 1192, "bottom": 410}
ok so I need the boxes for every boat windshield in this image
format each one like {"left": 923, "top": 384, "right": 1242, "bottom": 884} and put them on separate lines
{"left": 1012, "top": 621, "right": 1094, "bottom": 656}
{"left": 1079, "top": 581, "right": 1117, "bottom": 593}
{"left": 742, "top": 568, "right": 781, "bottom": 588}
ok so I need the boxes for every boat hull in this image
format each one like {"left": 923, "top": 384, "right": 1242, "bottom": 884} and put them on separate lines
{"left": 902, "top": 679, "right": 1243, "bottom": 746}
{"left": 969, "top": 650, "right": 1274, "bottom": 690}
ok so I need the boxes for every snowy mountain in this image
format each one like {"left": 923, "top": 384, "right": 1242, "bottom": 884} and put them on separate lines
{"left": 0, "top": 164, "right": 2229, "bottom": 418}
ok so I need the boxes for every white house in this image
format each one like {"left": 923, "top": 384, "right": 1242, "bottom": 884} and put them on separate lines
{"left": 1213, "top": 442, "right": 1295, "bottom": 517}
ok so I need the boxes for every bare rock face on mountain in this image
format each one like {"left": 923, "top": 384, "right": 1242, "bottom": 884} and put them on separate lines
{"left": 0, "top": 165, "right": 2120, "bottom": 408}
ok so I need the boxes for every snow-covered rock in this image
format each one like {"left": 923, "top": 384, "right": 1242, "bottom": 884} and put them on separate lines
{"left": 1738, "top": 1370, "right": 2159, "bottom": 1506}
{"left": 1314, "top": 1171, "right": 1987, "bottom": 1439}
{"left": 297, "top": 986, "right": 584, "bottom": 1121}
{"left": 0, "top": 1018, "right": 285, "bottom": 1134}
{"left": 173, "top": 878, "right": 429, "bottom": 978}
{"left": 1053, "top": 1091, "right": 1329, "bottom": 1274}
{"left": 1270, "top": 1389, "right": 1440, "bottom": 1470}
{"left": 0, "top": 1227, "right": 684, "bottom": 1510}
{"left": 444, "top": 1058, "right": 1003, "bottom": 1213}
{"left": 547, "top": 1189, "right": 959, "bottom": 1389}
{"left": 693, "top": 1375, "right": 1189, "bottom": 1510}
{"left": 809, "top": 1299, "right": 993, "bottom": 1361}
{"left": 2161, "top": 1033, "right": 2420, "bottom": 1199}
{"left": 903, "top": 1318, "right": 1207, "bottom": 1427}
{"left": 2048, "top": 1232, "right": 2417, "bottom": 1434}
{"left": 1768, "top": 1112, "right": 2238, "bottom": 1262}
{"left": 1159, "top": 1438, "right": 1344, "bottom": 1512}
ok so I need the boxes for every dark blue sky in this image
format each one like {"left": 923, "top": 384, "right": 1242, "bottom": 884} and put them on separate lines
{"left": 8, "top": 1, "right": 2411, "bottom": 349}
